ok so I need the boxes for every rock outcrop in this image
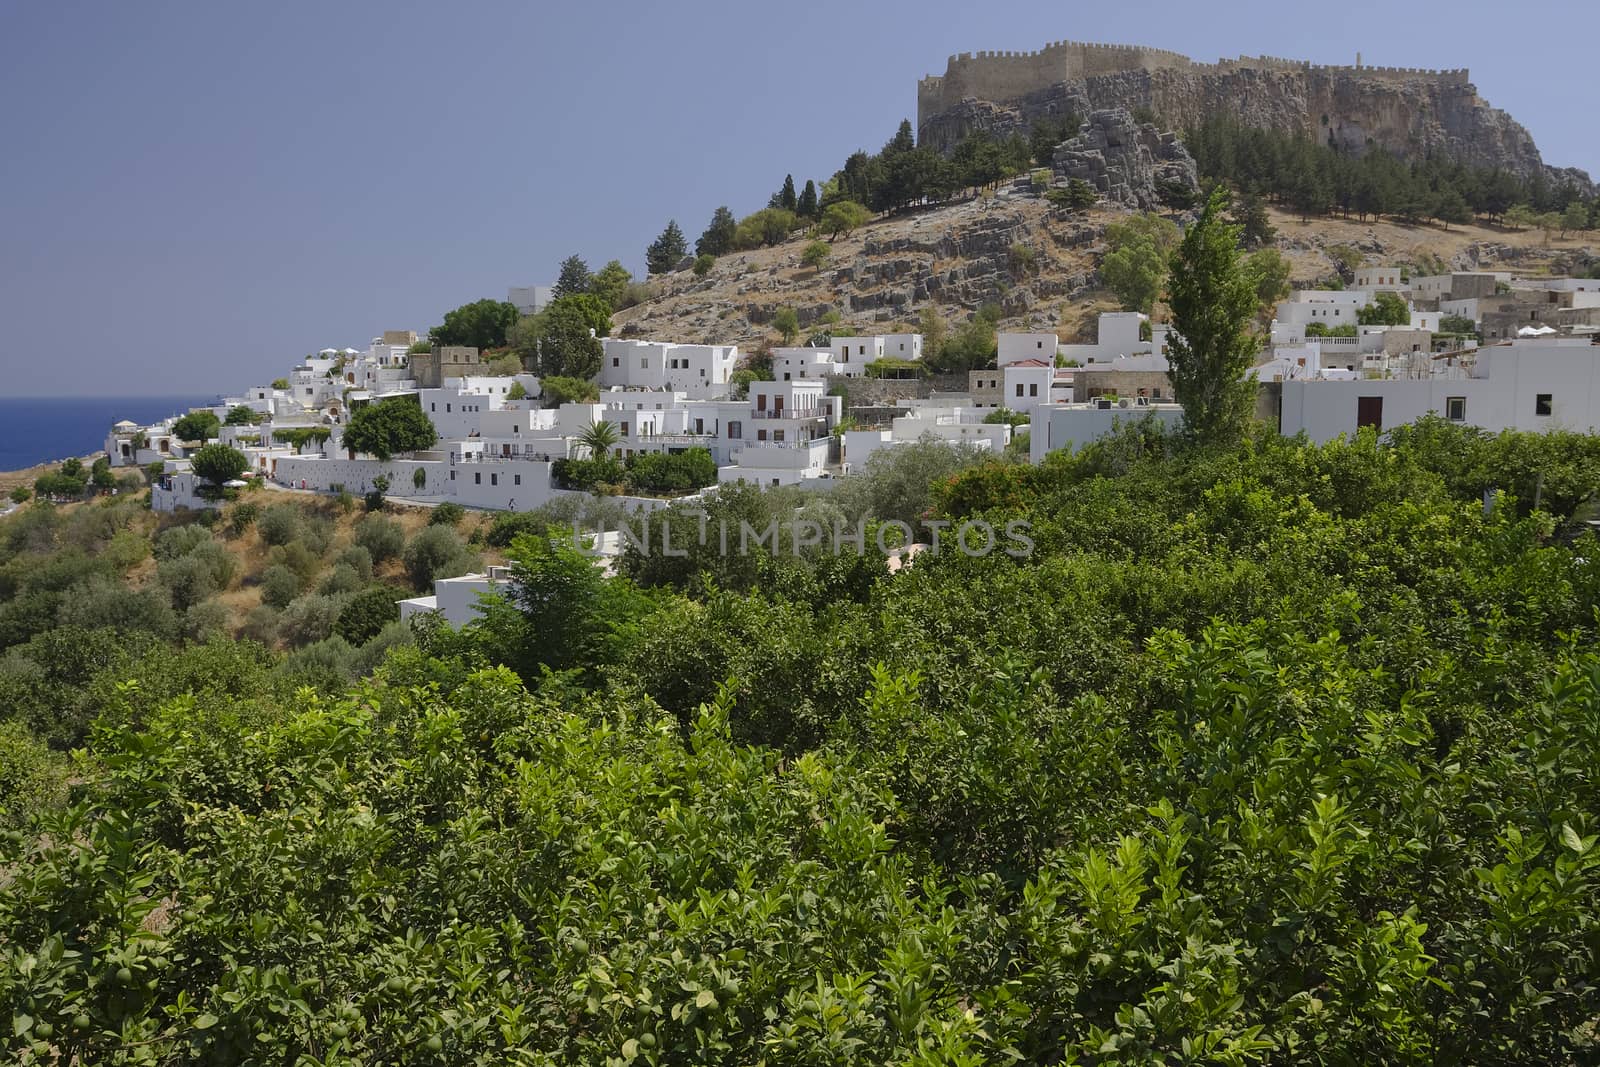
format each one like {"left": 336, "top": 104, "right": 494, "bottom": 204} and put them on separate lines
{"left": 917, "top": 43, "right": 1593, "bottom": 194}
{"left": 1049, "top": 108, "right": 1198, "bottom": 210}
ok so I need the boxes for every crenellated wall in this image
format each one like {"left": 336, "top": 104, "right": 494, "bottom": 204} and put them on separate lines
{"left": 917, "top": 41, "right": 1472, "bottom": 133}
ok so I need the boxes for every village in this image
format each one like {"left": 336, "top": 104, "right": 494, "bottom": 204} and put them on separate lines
{"left": 107, "top": 265, "right": 1600, "bottom": 520}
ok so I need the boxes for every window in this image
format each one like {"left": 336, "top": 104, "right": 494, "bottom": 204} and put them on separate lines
{"left": 757, "top": 429, "right": 768, "bottom": 442}
{"left": 641, "top": 358, "right": 647, "bottom": 369}
{"left": 449, "top": 470, "right": 455, "bottom": 480}
{"left": 728, "top": 420, "right": 741, "bottom": 439}
{"left": 430, "top": 402, "right": 435, "bottom": 411}
{"left": 474, "top": 472, "right": 481, "bottom": 484}
{"left": 1029, "top": 383, "right": 1038, "bottom": 397}
{"left": 774, "top": 429, "right": 785, "bottom": 442}
{"left": 446, "top": 403, "right": 451, "bottom": 412}
{"left": 1015, "top": 384, "right": 1024, "bottom": 397}
{"left": 490, "top": 473, "right": 497, "bottom": 486}
{"left": 612, "top": 358, "right": 619, "bottom": 367}
{"left": 1445, "top": 396, "right": 1466, "bottom": 421}
{"left": 514, "top": 474, "right": 521, "bottom": 485}
{"left": 1536, "top": 393, "right": 1553, "bottom": 417}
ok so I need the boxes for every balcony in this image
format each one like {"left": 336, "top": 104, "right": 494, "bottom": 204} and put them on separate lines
{"left": 750, "top": 406, "right": 828, "bottom": 420}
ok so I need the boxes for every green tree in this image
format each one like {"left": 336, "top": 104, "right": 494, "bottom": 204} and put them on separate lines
{"left": 1505, "top": 203, "right": 1537, "bottom": 231}
{"left": 335, "top": 586, "right": 400, "bottom": 645}
{"left": 773, "top": 307, "right": 800, "bottom": 344}
{"left": 1102, "top": 213, "right": 1179, "bottom": 314}
{"left": 1244, "top": 247, "right": 1293, "bottom": 315}
{"left": 696, "top": 206, "right": 737, "bottom": 257}
{"left": 553, "top": 254, "right": 593, "bottom": 298}
{"left": 1358, "top": 291, "right": 1411, "bottom": 326}
{"left": 693, "top": 254, "right": 715, "bottom": 276}
{"left": 645, "top": 220, "right": 688, "bottom": 274}
{"left": 820, "top": 200, "right": 870, "bottom": 239}
{"left": 172, "top": 410, "right": 221, "bottom": 444}
{"left": 9, "top": 486, "right": 31, "bottom": 504}
{"left": 429, "top": 298, "right": 519, "bottom": 349}
{"left": 531, "top": 294, "right": 612, "bottom": 379}
{"left": 801, "top": 241, "right": 831, "bottom": 270}
{"left": 734, "top": 208, "right": 798, "bottom": 249}
{"left": 191, "top": 443, "right": 249, "bottom": 487}
{"left": 1045, "top": 178, "right": 1097, "bottom": 212}
{"left": 772, "top": 174, "right": 798, "bottom": 212}
{"left": 341, "top": 397, "right": 437, "bottom": 461}
{"left": 1229, "top": 191, "right": 1276, "bottom": 248}
{"left": 797, "top": 179, "right": 819, "bottom": 219}
{"left": 1166, "top": 187, "right": 1259, "bottom": 444}
{"left": 919, "top": 304, "right": 947, "bottom": 359}
{"left": 224, "top": 405, "right": 263, "bottom": 426}
{"left": 589, "top": 259, "right": 633, "bottom": 312}
{"left": 1561, "top": 202, "right": 1589, "bottom": 236}
{"left": 1435, "top": 188, "right": 1472, "bottom": 230}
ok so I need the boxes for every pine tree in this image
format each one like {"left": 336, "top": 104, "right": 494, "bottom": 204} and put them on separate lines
{"left": 554, "top": 255, "right": 592, "bottom": 298}
{"left": 779, "top": 175, "right": 797, "bottom": 212}
{"left": 646, "top": 220, "right": 688, "bottom": 275}
{"left": 885, "top": 119, "right": 916, "bottom": 156}
{"left": 797, "top": 179, "right": 818, "bottom": 219}
{"left": 696, "top": 207, "right": 736, "bottom": 257}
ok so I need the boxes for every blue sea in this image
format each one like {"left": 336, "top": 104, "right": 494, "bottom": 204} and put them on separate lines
{"left": 0, "top": 396, "right": 222, "bottom": 472}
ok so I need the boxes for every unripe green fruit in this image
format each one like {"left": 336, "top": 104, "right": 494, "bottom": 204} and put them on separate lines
{"left": 638, "top": 1032, "right": 656, "bottom": 1048}
{"left": 386, "top": 977, "right": 406, "bottom": 993}
{"left": 73, "top": 1014, "right": 91, "bottom": 1030}
{"left": 34, "top": 1022, "right": 53, "bottom": 1039}
{"left": 425, "top": 1034, "right": 443, "bottom": 1052}
{"left": 116, "top": 967, "right": 134, "bottom": 985}
{"left": 571, "top": 938, "right": 589, "bottom": 954}
{"left": 331, "top": 1023, "right": 350, "bottom": 1039}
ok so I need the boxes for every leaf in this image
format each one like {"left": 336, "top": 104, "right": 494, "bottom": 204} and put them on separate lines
{"left": 622, "top": 1038, "right": 638, "bottom": 1060}
{"left": 193, "top": 1013, "right": 219, "bottom": 1030}
{"left": 13, "top": 1013, "right": 33, "bottom": 1037}
{"left": 1561, "top": 823, "right": 1586, "bottom": 854}
{"left": 695, "top": 989, "right": 718, "bottom": 1010}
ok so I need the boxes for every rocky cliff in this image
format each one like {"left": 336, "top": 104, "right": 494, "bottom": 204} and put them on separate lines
{"left": 918, "top": 44, "right": 1592, "bottom": 193}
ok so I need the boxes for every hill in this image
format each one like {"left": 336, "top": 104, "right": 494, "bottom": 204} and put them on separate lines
{"left": 615, "top": 193, "right": 1599, "bottom": 350}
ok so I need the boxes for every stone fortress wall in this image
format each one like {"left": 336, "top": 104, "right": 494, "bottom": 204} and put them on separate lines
{"left": 916, "top": 39, "right": 1472, "bottom": 127}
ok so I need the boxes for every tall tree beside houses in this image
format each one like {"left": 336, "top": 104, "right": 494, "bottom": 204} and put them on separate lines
{"left": 1165, "top": 188, "right": 1261, "bottom": 446}
{"left": 646, "top": 220, "right": 688, "bottom": 275}
{"left": 429, "top": 298, "right": 519, "bottom": 349}
{"left": 341, "top": 397, "right": 438, "bottom": 461}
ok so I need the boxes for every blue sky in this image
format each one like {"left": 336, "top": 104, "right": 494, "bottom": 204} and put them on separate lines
{"left": 2, "top": 0, "right": 1595, "bottom": 396}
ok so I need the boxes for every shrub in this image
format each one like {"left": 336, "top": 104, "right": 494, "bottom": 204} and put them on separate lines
{"left": 623, "top": 448, "right": 718, "bottom": 494}
{"left": 693, "top": 254, "right": 715, "bottom": 276}
{"left": 154, "top": 524, "right": 213, "bottom": 561}
{"left": 277, "top": 592, "right": 346, "bottom": 647}
{"left": 256, "top": 504, "right": 302, "bottom": 546}
{"left": 318, "top": 562, "right": 364, "bottom": 597}
{"left": 8, "top": 487, "right": 31, "bottom": 504}
{"left": 429, "top": 502, "right": 466, "bottom": 527}
{"left": 403, "top": 526, "right": 473, "bottom": 591}
{"left": 227, "top": 500, "right": 261, "bottom": 536}
{"left": 259, "top": 564, "right": 302, "bottom": 609}
{"left": 182, "top": 600, "right": 231, "bottom": 642}
{"left": 0, "top": 721, "right": 70, "bottom": 829}
{"left": 241, "top": 604, "right": 280, "bottom": 644}
{"left": 336, "top": 586, "right": 402, "bottom": 645}
{"left": 354, "top": 515, "right": 405, "bottom": 562}
{"left": 336, "top": 544, "right": 374, "bottom": 581}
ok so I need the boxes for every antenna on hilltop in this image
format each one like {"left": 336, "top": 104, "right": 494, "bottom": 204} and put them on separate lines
{"left": 1356, "top": 51, "right": 1362, "bottom": 68}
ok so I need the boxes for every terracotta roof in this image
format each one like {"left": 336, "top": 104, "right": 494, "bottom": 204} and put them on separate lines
{"left": 1008, "top": 358, "right": 1053, "bottom": 368}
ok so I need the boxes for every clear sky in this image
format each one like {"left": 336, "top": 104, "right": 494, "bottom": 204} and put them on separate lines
{"left": 2, "top": 0, "right": 1595, "bottom": 397}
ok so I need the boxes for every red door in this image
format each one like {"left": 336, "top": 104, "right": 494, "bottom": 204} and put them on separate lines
{"left": 1356, "top": 396, "right": 1383, "bottom": 430}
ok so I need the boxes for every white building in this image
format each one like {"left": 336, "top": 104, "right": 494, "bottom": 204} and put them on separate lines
{"left": 1278, "top": 338, "right": 1600, "bottom": 443}
{"left": 1353, "top": 266, "right": 1406, "bottom": 292}
{"left": 998, "top": 331, "right": 1059, "bottom": 366}
{"left": 599, "top": 338, "right": 739, "bottom": 398}
{"left": 508, "top": 286, "right": 555, "bottom": 316}
{"left": 398, "top": 567, "right": 516, "bottom": 626}
{"left": 1029, "top": 400, "right": 1185, "bottom": 463}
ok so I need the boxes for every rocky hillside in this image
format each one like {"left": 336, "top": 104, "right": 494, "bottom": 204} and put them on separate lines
{"left": 614, "top": 194, "right": 1599, "bottom": 350}
{"left": 917, "top": 46, "right": 1592, "bottom": 192}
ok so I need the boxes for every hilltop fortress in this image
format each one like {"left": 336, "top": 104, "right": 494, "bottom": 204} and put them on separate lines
{"left": 918, "top": 40, "right": 1586, "bottom": 188}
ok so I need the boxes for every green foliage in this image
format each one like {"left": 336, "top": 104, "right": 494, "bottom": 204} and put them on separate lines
{"left": 800, "top": 240, "right": 831, "bottom": 269}
{"left": 255, "top": 503, "right": 304, "bottom": 547}
{"left": 735, "top": 207, "right": 799, "bottom": 249}
{"left": 622, "top": 448, "right": 717, "bottom": 494}
{"left": 539, "top": 374, "right": 600, "bottom": 407}
{"left": 696, "top": 206, "right": 737, "bottom": 257}
{"left": 1166, "top": 187, "right": 1259, "bottom": 445}
{"left": 270, "top": 426, "right": 332, "bottom": 453}
{"left": 982, "top": 407, "right": 1029, "bottom": 427}
{"left": 1244, "top": 246, "right": 1293, "bottom": 313}
{"left": 342, "top": 397, "right": 437, "bottom": 461}
{"left": 1359, "top": 290, "right": 1412, "bottom": 326}
{"left": 927, "top": 304, "right": 1001, "bottom": 373}
{"left": 820, "top": 200, "right": 870, "bottom": 239}
{"left": 258, "top": 563, "right": 301, "bottom": 609}
{"left": 1102, "top": 212, "right": 1180, "bottom": 314}
{"left": 270, "top": 376, "right": 289, "bottom": 389}
{"left": 353, "top": 515, "right": 404, "bottom": 563}
{"left": 428, "top": 298, "right": 519, "bottom": 349}
{"left": 429, "top": 501, "right": 466, "bottom": 527}
{"left": 553, "top": 254, "right": 593, "bottom": 298}
{"left": 528, "top": 295, "right": 611, "bottom": 380}
{"left": 1306, "top": 321, "right": 1358, "bottom": 338}
{"left": 335, "top": 585, "right": 401, "bottom": 645}
{"left": 1438, "top": 313, "right": 1477, "bottom": 336}
{"left": 588, "top": 258, "right": 633, "bottom": 312}
{"left": 645, "top": 219, "right": 688, "bottom": 274}
{"left": 224, "top": 404, "right": 263, "bottom": 426}
{"left": 8, "top": 486, "right": 31, "bottom": 504}
{"left": 693, "top": 253, "right": 715, "bottom": 276}
{"left": 1044, "top": 177, "right": 1097, "bottom": 212}
{"left": 403, "top": 526, "right": 474, "bottom": 590}
{"left": 773, "top": 306, "right": 800, "bottom": 344}
{"left": 190, "top": 443, "right": 249, "bottom": 487}
{"left": 171, "top": 410, "right": 221, "bottom": 444}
